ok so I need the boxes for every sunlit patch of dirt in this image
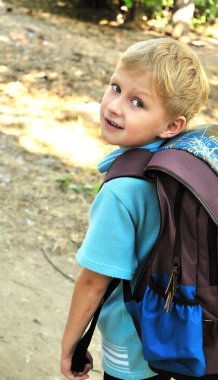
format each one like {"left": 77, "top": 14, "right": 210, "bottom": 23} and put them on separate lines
{"left": 0, "top": 86, "right": 108, "bottom": 167}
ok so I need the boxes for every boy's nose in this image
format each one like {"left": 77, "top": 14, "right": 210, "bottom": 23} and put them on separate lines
{"left": 107, "top": 97, "right": 123, "bottom": 116}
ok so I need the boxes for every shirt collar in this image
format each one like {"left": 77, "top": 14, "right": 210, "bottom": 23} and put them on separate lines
{"left": 97, "top": 140, "right": 165, "bottom": 174}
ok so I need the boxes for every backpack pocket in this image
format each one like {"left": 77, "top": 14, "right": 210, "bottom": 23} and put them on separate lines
{"left": 197, "top": 286, "right": 218, "bottom": 374}
{"left": 125, "top": 276, "right": 206, "bottom": 377}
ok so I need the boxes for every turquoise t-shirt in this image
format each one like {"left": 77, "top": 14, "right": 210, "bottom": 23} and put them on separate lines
{"left": 77, "top": 141, "right": 163, "bottom": 379}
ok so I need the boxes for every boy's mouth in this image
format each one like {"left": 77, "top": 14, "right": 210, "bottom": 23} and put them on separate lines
{"left": 105, "top": 118, "right": 123, "bottom": 129}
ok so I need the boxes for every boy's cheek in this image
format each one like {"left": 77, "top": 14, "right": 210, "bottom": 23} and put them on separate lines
{"left": 99, "top": 106, "right": 104, "bottom": 125}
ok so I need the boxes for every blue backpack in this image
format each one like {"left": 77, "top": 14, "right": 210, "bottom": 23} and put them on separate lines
{"left": 72, "top": 124, "right": 218, "bottom": 378}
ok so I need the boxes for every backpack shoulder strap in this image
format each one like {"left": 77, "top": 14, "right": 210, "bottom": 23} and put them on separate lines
{"left": 146, "top": 125, "right": 218, "bottom": 226}
{"left": 147, "top": 149, "right": 218, "bottom": 226}
{"left": 71, "top": 277, "right": 120, "bottom": 373}
{"left": 104, "top": 148, "right": 153, "bottom": 184}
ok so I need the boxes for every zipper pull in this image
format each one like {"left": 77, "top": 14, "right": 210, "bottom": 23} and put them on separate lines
{"left": 164, "top": 291, "right": 173, "bottom": 313}
{"left": 164, "top": 261, "right": 180, "bottom": 313}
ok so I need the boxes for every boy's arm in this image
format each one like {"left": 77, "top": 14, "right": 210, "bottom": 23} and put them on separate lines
{"left": 61, "top": 268, "right": 111, "bottom": 380}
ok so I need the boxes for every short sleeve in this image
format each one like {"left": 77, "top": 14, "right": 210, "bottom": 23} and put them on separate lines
{"left": 76, "top": 184, "right": 137, "bottom": 279}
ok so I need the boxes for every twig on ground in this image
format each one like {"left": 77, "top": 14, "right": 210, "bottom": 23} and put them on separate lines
{"left": 41, "top": 248, "right": 75, "bottom": 283}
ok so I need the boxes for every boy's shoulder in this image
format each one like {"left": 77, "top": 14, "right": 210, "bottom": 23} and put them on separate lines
{"left": 97, "top": 170, "right": 158, "bottom": 219}
{"left": 103, "top": 175, "right": 155, "bottom": 199}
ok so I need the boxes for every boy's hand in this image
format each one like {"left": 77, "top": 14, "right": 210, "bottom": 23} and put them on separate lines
{"left": 61, "top": 350, "right": 93, "bottom": 380}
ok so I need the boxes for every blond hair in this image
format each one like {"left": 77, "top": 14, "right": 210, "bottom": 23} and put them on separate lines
{"left": 120, "top": 38, "right": 209, "bottom": 124}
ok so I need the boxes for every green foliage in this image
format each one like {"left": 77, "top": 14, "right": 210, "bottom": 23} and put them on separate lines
{"left": 120, "top": 0, "right": 217, "bottom": 25}
{"left": 74, "top": 0, "right": 217, "bottom": 26}
{"left": 121, "top": 0, "right": 173, "bottom": 14}
{"left": 123, "top": 0, "right": 133, "bottom": 8}
{"left": 194, "top": 0, "right": 218, "bottom": 24}
{"left": 56, "top": 176, "right": 72, "bottom": 191}
{"left": 56, "top": 176, "right": 100, "bottom": 196}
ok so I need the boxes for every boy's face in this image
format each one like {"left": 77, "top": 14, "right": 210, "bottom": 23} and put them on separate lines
{"left": 100, "top": 62, "right": 171, "bottom": 148}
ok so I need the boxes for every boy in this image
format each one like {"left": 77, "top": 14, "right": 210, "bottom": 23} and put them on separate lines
{"left": 60, "top": 38, "right": 209, "bottom": 380}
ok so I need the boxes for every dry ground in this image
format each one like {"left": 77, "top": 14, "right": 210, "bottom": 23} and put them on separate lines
{"left": 0, "top": 1, "right": 217, "bottom": 379}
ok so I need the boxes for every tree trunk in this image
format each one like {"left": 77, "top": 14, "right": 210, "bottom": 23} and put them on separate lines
{"left": 172, "top": 0, "right": 195, "bottom": 40}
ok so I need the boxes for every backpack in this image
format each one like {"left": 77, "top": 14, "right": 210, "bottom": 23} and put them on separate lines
{"left": 71, "top": 124, "right": 218, "bottom": 378}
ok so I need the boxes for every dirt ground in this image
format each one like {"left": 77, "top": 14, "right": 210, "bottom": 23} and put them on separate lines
{"left": 0, "top": 1, "right": 217, "bottom": 379}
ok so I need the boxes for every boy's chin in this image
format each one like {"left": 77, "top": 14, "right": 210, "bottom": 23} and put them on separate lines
{"left": 100, "top": 132, "right": 118, "bottom": 146}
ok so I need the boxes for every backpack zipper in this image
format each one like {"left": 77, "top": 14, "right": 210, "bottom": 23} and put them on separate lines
{"left": 208, "top": 218, "right": 218, "bottom": 285}
{"left": 164, "top": 184, "right": 184, "bottom": 313}
{"left": 164, "top": 259, "right": 180, "bottom": 312}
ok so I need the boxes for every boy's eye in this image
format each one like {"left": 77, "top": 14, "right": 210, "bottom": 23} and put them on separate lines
{"left": 111, "top": 84, "right": 121, "bottom": 93}
{"left": 132, "top": 98, "right": 144, "bottom": 108}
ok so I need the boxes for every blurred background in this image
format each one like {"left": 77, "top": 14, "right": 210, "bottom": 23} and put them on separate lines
{"left": 0, "top": 1, "right": 217, "bottom": 379}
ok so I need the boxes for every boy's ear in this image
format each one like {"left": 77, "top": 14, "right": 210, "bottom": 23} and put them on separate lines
{"left": 158, "top": 116, "right": 186, "bottom": 139}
